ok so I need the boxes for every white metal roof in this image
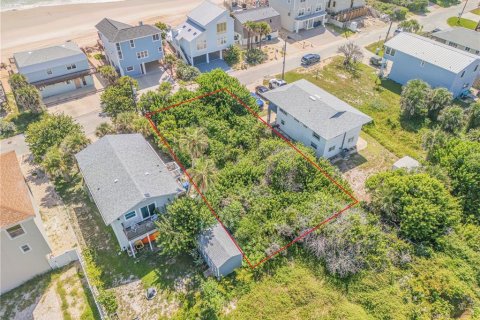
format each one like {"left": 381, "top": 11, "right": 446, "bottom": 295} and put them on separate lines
{"left": 384, "top": 32, "right": 479, "bottom": 73}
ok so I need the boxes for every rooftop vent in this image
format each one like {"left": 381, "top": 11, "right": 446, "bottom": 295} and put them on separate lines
{"left": 309, "top": 96, "right": 316, "bottom": 101}
{"left": 144, "top": 193, "right": 151, "bottom": 198}
{"left": 314, "top": 94, "right": 321, "bottom": 99}
{"left": 145, "top": 171, "right": 150, "bottom": 175}
{"left": 332, "top": 111, "right": 346, "bottom": 118}
{"left": 114, "top": 179, "right": 119, "bottom": 183}
{"left": 193, "top": 32, "right": 197, "bottom": 35}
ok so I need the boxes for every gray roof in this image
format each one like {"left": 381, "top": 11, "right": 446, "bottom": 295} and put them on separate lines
{"left": 95, "top": 18, "right": 160, "bottom": 43}
{"left": 393, "top": 156, "right": 420, "bottom": 170}
{"left": 263, "top": 79, "right": 372, "bottom": 140}
{"left": 199, "top": 223, "right": 242, "bottom": 268}
{"left": 75, "top": 134, "right": 181, "bottom": 225}
{"left": 232, "top": 6, "right": 280, "bottom": 24}
{"left": 187, "top": 1, "right": 226, "bottom": 27}
{"left": 13, "top": 41, "right": 85, "bottom": 68}
{"left": 384, "top": 32, "right": 479, "bottom": 73}
{"left": 431, "top": 27, "right": 480, "bottom": 53}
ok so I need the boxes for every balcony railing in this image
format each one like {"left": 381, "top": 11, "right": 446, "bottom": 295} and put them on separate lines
{"left": 124, "top": 216, "right": 157, "bottom": 241}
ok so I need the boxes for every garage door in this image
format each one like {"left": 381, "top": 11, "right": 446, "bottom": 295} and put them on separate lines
{"left": 209, "top": 50, "right": 221, "bottom": 61}
{"left": 193, "top": 54, "right": 207, "bottom": 65}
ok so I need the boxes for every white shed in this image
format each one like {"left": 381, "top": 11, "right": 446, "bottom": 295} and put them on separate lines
{"left": 392, "top": 156, "right": 420, "bottom": 171}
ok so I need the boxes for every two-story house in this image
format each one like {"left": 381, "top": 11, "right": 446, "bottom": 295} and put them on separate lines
{"left": 269, "top": 0, "right": 327, "bottom": 33}
{"left": 384, "top": 32, "right": 480, "bottom": 98}
{"left": 171, "top": 1, "right": 234, "bottom": 66}
{"left": 325, "top": 0, "right": 365, "bottom": 14}
{"left": 75, "top": 134, "right": 186, "bottom": 258}
{"left": 263, "top": 79, "right": 372, "bottom": 158}
{"left": 13, "top": 41, "right": 94, "bottom": 98}
{"left": 430, "top": 27, "right": 480, "bottom": 56}
{"left": 232, "top": 7, "right": 281, "bottom": 46}
{"left": 95, "top": 18, "right": 163, "bottom": 77}
{"left": 1, "top": 151, "right": 53, "bottom": 294}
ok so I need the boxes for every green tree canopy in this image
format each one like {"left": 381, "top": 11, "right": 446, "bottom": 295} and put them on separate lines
{"left": 467, "top": 102, "right": 480, "bottom": 131}
{"left": 100, "top": 76, "right": 139, "bottom": 117}
{"left": 8, "top": 73, "right": 43, "bottom": 113}
{"left": 366, "top": 171, "right": 461, "bottom": 244}
{"left": 400, "top": 79, "right": 430, "bottom": 119}
{"left": 98, "top": 65, "right": 119, "bottom": 86}
{"left": 427, "top": 87, "right": 452, "bottom": 121}
{"left": 438, "top": 106, "right": 464, "bottom": 134}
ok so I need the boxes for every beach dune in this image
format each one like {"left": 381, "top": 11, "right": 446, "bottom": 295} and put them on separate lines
{"left": 0, "top": 0, "right": 223, "bottom": 61}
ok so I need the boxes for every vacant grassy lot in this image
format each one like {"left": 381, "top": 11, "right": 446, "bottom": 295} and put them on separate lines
{"left": 472, "top": 8, "right": 480, "bottom": 15}
{"left": 447, "top": 17, "right": 477, "bottom": 29}
{"left": 283, "top": 57, "right": 428, "bottom": 159}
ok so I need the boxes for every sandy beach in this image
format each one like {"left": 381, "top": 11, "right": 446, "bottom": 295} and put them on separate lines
{"left": 0, "top": 0, "right": 223, "bottom": 62}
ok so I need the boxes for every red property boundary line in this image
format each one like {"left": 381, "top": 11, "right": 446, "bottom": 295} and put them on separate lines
{"left": 145, "top": 88, "right": 359, "bottom": 269}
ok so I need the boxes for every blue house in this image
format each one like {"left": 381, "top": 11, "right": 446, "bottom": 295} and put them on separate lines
{"left": 383, "top": 32, "right": 480, "bottom": 98}
{"left": 13, "top": 41, "right": 94, "bottom": 99}
{"left": 95, "top": 18, "right": 163, "bottom": 77}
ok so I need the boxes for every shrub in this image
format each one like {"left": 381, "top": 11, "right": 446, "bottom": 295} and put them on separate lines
{"left": 0, "top": 120, "right": 16, "bottom": 137}
{"left": 93, "top": 53, "right": 104, "bottom": 60}
{"left": 438, "top": 106, "right": 464, "bottom": 134}
{"left": 176, "top": 61, "right": 200, "bottom": 81}
{"left": 224, "top": 45, "right": 241, "bottom": 65}
{"left": 400, "top": 79, "right": 431, "bottom": 119}
{"left": 244, "top": 48, "right": 267, "bottom": 65}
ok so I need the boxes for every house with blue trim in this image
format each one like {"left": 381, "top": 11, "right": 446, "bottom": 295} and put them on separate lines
{"left": 95, "top": 18, "right": 163, "bottom": 77}
{"left": 384, "top": 32, "right": 480, "bottom": 98}
{"left": 13, "top": 41, "right": 94, "bottom": 98}
{"left": 171, "top": 1, "right": 234, "bottom": 66}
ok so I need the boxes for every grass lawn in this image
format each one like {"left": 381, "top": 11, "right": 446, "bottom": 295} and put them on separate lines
{"left": 447, "top": 17, "right": 478, "bottom": 29}
{"left": 471, "top": 8, "right": 480, "bottom": 15}
{"left": 282, "top": 57, "right": 428, "bottom": 159}
{"left": 325, "top": 23, "right": 355, "bottom": 38}
{"left": 365, "top": 40, "right": 384, "bottom": 57}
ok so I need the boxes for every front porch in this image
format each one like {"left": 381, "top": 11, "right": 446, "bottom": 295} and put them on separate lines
{"left": 294, "top": 11, "right": 327, "bottom": 33}
{"left": 124, "top": 216, "right": 159, "bottom": 258}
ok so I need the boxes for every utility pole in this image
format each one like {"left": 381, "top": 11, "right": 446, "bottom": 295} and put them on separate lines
{"left": 457, "top": 0, "right": 469, "bottom": 22}
{"left": 281, "top": 36, "right": 287, "bottom": 80}
{"left": 384, "top": 19, "right": 394, "bottom": 44}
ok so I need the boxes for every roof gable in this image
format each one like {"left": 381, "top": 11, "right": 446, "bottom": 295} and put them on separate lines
{"left": 0, "top": 151, "right": 36, "bottom": 228}
{"left": 384, "top": 32, "right": 479, "bottom": 73}
{"left": 263, "top": 79, "right": 372, "bottom": 139}
{"left": 75, "top": 134, "right": 182, "bottom": 225}
{"left": 95, "top": 18, "right": 161, "bottom": 43}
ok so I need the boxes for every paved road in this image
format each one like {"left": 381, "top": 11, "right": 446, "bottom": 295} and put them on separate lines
{"left": 1, "top": 1, "right": 476, "bottom": 157}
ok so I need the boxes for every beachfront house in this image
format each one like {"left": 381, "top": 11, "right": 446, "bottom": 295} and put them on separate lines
{"left": 269, "top": 0, "right": 327, "bottom": 33}
{"left": 170, "top": 1, "right": 234, "bottom": 67}
{"left": 430, "top": 27, "right": 480, "bottom": 56}
{"left": 198, "top": 223, "right": 243, "bottom": 279}
{"left": 383, "top": 32, "right": 480, "bottom": 97}
{"left": 1, "top": 151, "right": 52, "bottom": 294}
{"left": 262, "top": 79, "right": 372, "bottom": 158}
{"left": 95, "top": 18, "right": 163, "bottom": 76}
{"left": 75, "top": 134, "right": 186, "bottom": 258}
{"left": 325, "top": 0, "right": 365, "bottom": 14}
{"left": 231, "top": 7, "right": 281, "bottom": 46}
{"left": 13, "top": 41, "right": 94, "bottom": 99}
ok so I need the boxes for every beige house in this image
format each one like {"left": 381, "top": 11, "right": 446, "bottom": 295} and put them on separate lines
{"left": 0, "top": 151, "right": 52, "bottom": 294}
{"left": 269, "top": 0, "right": 327, "bottom": 33}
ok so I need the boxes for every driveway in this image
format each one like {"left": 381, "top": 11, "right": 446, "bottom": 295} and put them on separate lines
{"left": 196, "top": 59, "right": 232, "bottom": 73}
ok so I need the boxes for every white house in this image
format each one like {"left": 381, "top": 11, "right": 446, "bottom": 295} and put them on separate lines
{"left": 263, "top": 79, "right": 372, "bottom": 158}
{"left": 430, "top": 27, "right": 480, "bottom": 56}
{"left": 75, "top": 134, "right": 186, "bottom": 257}
{"left": 269, "top": 0, "right": 327, "bottom": 33}
{"left": 384, "top": 32, "right": 480, "bottom": 98}
{"left": 171, "top": 1, "right": 234, "bottom": 66}
{"left": 1, "top": 151, "right": 52, "bottom": 294}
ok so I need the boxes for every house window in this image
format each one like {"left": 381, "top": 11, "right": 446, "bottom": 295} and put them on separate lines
{"left": 448, "top": 41, "right": 457, "bottom": 48}
{"left": 465, "top": 47, "right": 470, "bottom": 52}
{"left": 130, "top": 40, "right": 135, "bottom": 48}
{"left": 20, "top": 244, "right": 31, "bottom": 253}
{"left": 385, "top": 47, "right": 396, "bottom": 56}
{"left": 347, "top": 137, "right": 354, "bottom": 143}
{"left": 46, "top": 69, "right": 52, "bottom": 75}
{"left": 153, "top": 34, "right": 160, "bottom": 41}
{"left": 136, "top": 50, "right": 149, "bottom": 59}
{"left": 217, "top": 35, "right": 227, "bottom": 46}
{"left": 159, "top": 47, "right": 163, "bottom": 53}
{"left": 312, "top": 132, "right": 320, "bottom": 140}
{"left": 279, "top": 108, "right": 287, "bottom": 115}
{"left": 316, "top": 5, "right": 322, "bottom": 11}
{"left": 197, "top": 39, "right": 207, "bottom": 50}
{"left": 126, "top": 66, "right": 134, "bottom": 72}
{"left": 66, "top": 80, "right": 71, "bottom": 84}
{"left": 66, "top": 63, "right": 77, "bottom": 70}
{"left": 281, "top": 119, "right": 285, "bottom": 125}
{"left": 333, "top": 1, "right": 336, "bottom": 7}
{"left": 461, "top": 70, "right": 465, "bottom": 78}
{"left": 124, "top": 211, "right": 136, "bottom": 220}
{"left": 217, "top": 22, "right": 227, "bottom": 34}
{"left": 310, "top": 142, "right": 317, "bottom": 149}
{"left": 420, "top": 60, "right": 425, "bottom": 67}
{"left": 6, "top": 225, "right": 25, "bottom": 238}
{"left": 474, "top": 65, "right": 478, "bottom": 72}
{"left": 140, "top": 203, "right": 156, "bottom": 219}
{"left": 328, "top": 145, "right": 336, "bottom": 152}
{"left": 300, "top": 0, "right": 305, "bottom": 2}
{"left": 116, "top": 43, "right": 123, "bottom": 60}
{"left": 298, "top": 8, "right": 305, "bottom": 16}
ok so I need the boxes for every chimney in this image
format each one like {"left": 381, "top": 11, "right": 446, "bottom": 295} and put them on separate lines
{"left": 138, "top": 21, "right": 143, "bottom": 26}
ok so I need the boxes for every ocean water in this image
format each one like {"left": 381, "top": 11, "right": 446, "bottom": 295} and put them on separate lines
{"left": 1, "top": 0, "right": 124, "bottom": 11}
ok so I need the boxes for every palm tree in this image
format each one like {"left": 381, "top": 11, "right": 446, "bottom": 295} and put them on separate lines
{"left": 189, "top": 157, "right": 216, "bottom": 194}
{"left": 257, "top": 22, "right": 272, "bottom": 50}
{"left": 178, "top": 127, "right": 209, "bottom": 159}
{"left": 163, "top": 54, "right": 177, "bottom": 78}
{"left": 243, "top": 21, "right": 258, "bottom": 50}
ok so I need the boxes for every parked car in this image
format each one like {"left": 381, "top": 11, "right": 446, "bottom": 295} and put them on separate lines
{"left": 369, "top": 55, "right": 386, "bottom": 67}
{"left": 431, "top": 27, "right": 442, "bottom": 33}
{"left": 393, "top": 28, "right": 403, "bottom": 36}
{"left": 255, "top": 85, "right": 269, "bottom": 98}
{"left": 268, "top": 79, "right": 287, "bottom": 89}
{"left": 250, "top": 92, "right": 265, "bottom": 109}
{"left": 301, "top": 53, "right": 321, "bottom": 66}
